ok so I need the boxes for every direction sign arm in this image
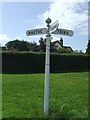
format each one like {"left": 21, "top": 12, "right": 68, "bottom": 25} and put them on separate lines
{"left": 51, "top": 28, "right": 74, "bottom": 37}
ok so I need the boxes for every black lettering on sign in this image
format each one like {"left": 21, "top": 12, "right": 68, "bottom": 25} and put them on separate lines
{"left": 56, "top": 29, "right": 59, "bottom": 33}
{"left": 29, "top": 31, "right": 32, "bottom": 35}
{"left": 37, "top": 30, "right": 39, "bottom": 34}
{"left": 35, "top": 29, "right": 42, "bottom": 34}
{"left": 61, "top": 30, "right": 63, "bottom": 34}
{"left": 39, "top": 29, "right": 42, "bottom": 33}
{"left": 31, "top": 31, "right": 35, "bottom": 35}
{"left": 30, "top": 31, "right": 32, "bottom": 35}
{"left": 41, "top": 30, "right": 43, "bottom": 33}
{"left": 62, "top": 30, "right": 64, "bottom": 34}
{"left": 35, "top": 30, "right": 38, "bottom": 34}
{"left": 58, "top": 29, "right": 61, "bottom": 33}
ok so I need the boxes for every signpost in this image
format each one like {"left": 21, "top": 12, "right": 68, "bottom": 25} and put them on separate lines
{"left": 26, "top": 28, "right": 47, "bottom": 36}
{"left": 52, "top": 28, "right": 74, "bottom": 36}
{"left": 26, "top": 17, "right": 74, "bottom": 116}
{"left": 44, "top": 18, "right": 51, "bottom": 116}
{"left": 50, "top": 20, "right": 59, "bottom": 33}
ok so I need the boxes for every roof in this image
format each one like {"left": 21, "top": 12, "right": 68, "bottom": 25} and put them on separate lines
{"left": 51, "top": 40, "right": 73, "bottom": 51}
{"left": 51, "top": 40, "right": 63, "bottom": 47}
{"left": 63, "top": 46, "right": 73, "bottom": 51}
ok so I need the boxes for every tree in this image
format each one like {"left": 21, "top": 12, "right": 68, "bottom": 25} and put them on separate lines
{"left": 5, "top": 39, "right": 31, "bottom": 51}
{"left": 30, "top": 42, "right": 39, "bottom": 52}
{"left": 74, "top": 50, "right": 84, "bottom": 54}
{"left": 2, "top": 47, "right": 7, "bottom": 51}
{"left": 86, "top": 40, "right": 90, "bottom": 55}
{"left": 39, "top": 37, "right": 46, "bottom": 52}
{"left": 50, "top": 42, "right": 57, "bottom": 52}
{"left": 38, "top": 37, "right": 57, "bottom": 52}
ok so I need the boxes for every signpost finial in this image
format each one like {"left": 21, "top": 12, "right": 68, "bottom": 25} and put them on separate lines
{"left": 45, "top": 17, "right": 52, "bottom": 24}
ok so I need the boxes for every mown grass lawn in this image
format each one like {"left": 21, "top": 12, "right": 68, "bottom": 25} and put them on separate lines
{"left": 2, "top": 72, "right": 88, "bottom": 119}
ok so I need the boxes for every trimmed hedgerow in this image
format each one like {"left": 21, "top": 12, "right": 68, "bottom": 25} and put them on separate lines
{"left": 2, "top": 52, "right": 89, "bottom": 73}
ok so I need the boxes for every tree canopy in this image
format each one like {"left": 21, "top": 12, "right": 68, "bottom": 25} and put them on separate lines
{"left": 86, "top": 40, "right": 90, "bottom": 55}
{"left": 5, "top": 39, "right": 31, "bottom": 51}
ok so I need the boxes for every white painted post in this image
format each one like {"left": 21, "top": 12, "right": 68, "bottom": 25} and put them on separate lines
{"left": 44, "top": 18, "right": 51, "bottom": 116}
{"left": 26, "top": 17, "right": 74, "bottom": 116}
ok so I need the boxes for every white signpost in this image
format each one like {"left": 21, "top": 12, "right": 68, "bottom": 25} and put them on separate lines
{"left": 26, "top": 28, "right": 47, "bottom": 36}
{"left": 52, "top": 28, "right": 74, "bottom": 36}
{"left": 26, "top": 17, "right": 74, "bottom": 116}
{"left": 50, "top": 20, "right": 59, "bottom": 33}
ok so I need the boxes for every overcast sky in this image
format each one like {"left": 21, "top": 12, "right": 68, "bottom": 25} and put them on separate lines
{"left": 0, "top": 0, "right": 89, "bottom": 52}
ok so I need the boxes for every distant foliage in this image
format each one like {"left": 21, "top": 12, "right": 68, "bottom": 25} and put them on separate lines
{"left": 38, "top": 37, "right": 57, "bottom": 52}
{"left": 50, "top": 42, "right": 57, "bottom": 52}
{"left": 30, "top": 42, "right": 39, "bottom": 52}
{"left": 4, "top": 38, "right": 85, "bottom": 54}
{"left": 86, "top": 40, "right": 90, "bottom": 55}
{"left": 57, "top": 48, "right": 72, "bottom": 53}
{"left": 2, "top": 47, "right": 7, "bottom": 51}
{"left": 5, "top": 39, "right": 31, "bottom": 51}
{"left": 39, "top": 37, "right": 46, "bottom": 52}
{"left": 74, "top": 50, "right": 84, "bottom": 55}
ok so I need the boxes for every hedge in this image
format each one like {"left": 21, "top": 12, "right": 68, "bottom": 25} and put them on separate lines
{"left": 2, "top": 52, "right": 90, "bottom": 73}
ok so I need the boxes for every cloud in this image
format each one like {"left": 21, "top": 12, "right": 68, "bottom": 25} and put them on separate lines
{"left": 1, "top": 0, "right": 89, "bottom": 2}
{"left": 0, "top": 34, "right": 25, "bottom": 46}
{"left": 0, "top": 34, "right": 10, "bottom": 46}
{"left": 37, "top": 0, "right": 88, "bottom": 35}
{"left": 25, "top": 19, "right": 38, "bottom": 26}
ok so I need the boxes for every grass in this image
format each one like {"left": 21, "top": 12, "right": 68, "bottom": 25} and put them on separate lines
{"left": 2, "top": 72, "right": 88, "bottom": 119}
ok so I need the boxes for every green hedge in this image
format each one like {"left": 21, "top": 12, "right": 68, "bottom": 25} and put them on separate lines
{"left": 2, "top": 52, "right": 89, "bottom": 73}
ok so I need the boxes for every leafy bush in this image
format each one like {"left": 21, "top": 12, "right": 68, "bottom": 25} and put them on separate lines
{"left": 57, "top": 48, "right": 73, "bottom": 53}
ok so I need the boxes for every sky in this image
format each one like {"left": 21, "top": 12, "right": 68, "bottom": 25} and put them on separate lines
{"left": 0, "top": 0, "right": 89, "bottom": 52}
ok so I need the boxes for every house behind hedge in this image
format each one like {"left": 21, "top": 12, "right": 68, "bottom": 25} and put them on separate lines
{"left": 52, "top": 37, "right": 73, "bottom": 52}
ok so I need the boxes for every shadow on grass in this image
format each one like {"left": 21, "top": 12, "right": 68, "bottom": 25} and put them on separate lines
{"left": 2, "top": 69, "right": 89, "bottom": 74}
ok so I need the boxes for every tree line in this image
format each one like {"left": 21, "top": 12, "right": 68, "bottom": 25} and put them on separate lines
{"left": 2, "top": 37, "right": 61, "bottom": 53}
{"left": 4, "top": 37, "right": 56, "bottom": 52}
{"left": 1, "top": 38, "right": 90, "bottom": 55}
